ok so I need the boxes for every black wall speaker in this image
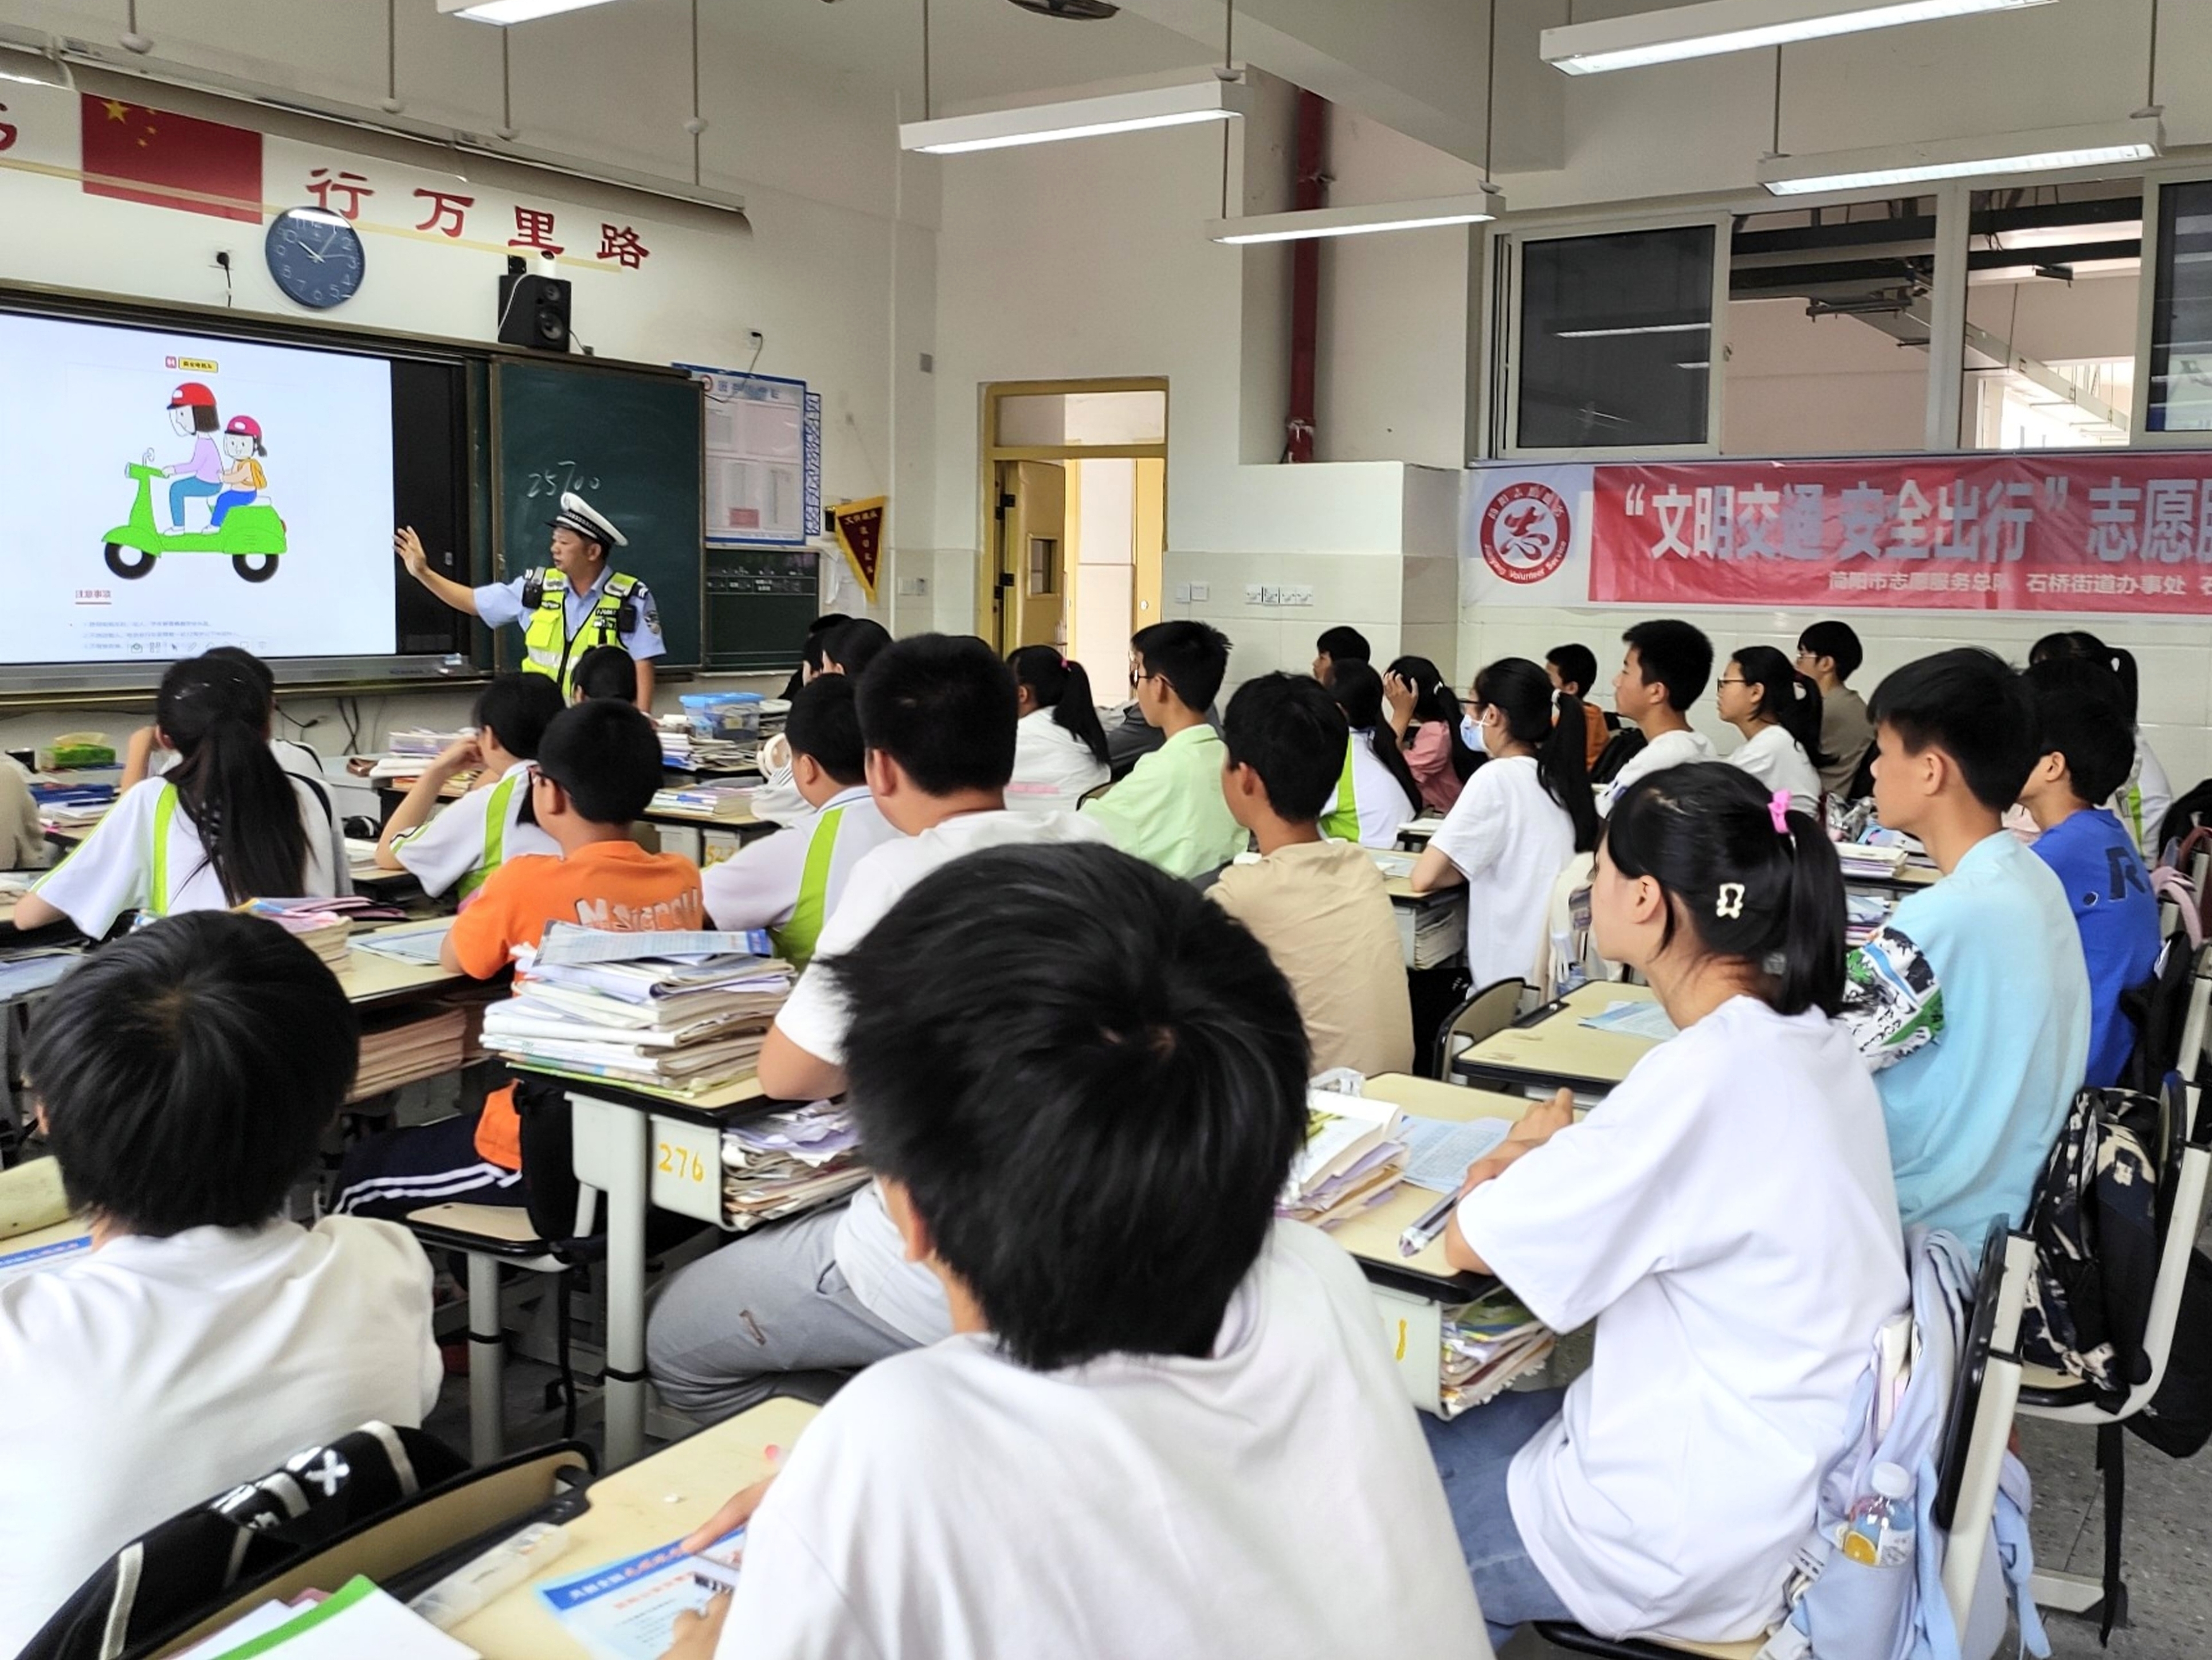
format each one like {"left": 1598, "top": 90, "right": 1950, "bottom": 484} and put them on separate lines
{"left": 496, "top": 273, "right": 572, "bottom": 352}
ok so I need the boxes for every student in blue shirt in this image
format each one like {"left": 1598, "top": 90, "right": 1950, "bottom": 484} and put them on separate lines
{"left": 2018, "top": 658, "right": 2160, "bottom": 1088}
{"left": 1843, "top": 649, "right": 2091, "bottom": 1238}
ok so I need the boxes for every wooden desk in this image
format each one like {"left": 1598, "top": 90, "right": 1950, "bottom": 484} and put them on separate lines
{"left": 1453, "top": 980, "right": 1665, "bottom": 1097}
{"left": 1333, "top": 1073, "right": 1534, "bottom": 1300}
{"left": 455, "top": 1398, "right": 817, "bottom": 1659}
{"left": 331, "top": 936, "right": 469, "bottom": 1008}
{"left": 1368, "top": 850, "right": 1468, "bottom": 970}
{"left": 534, "top": 1065, "right": 781, "bottom": 1467}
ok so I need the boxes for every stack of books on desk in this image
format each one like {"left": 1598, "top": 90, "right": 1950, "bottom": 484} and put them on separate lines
{"left": 484, "top": 925, "right": 794, "bottom": 1093}
{"left": 1846, "top": 890, "right": 1892, "bottom": 949}
{"left": 368, "top": 728, "right": 474, "bottom": 784}
{"left": 721, "top": 1102, "right": 870, "bottom": 1230}
{"left": 351, "top": 1006, "right": 470, "bottom": 1101}
{"left": 1278, "top": 1090, "right": 1409, "bottom": 1229}
{"left": 1836, "top": 841, "right": 1908, "bottom": 882}
{"left": 1438, "top": 1288, "right": 1555, "bottom": 1418}
{"left": 649, "top": 783, "right": 756, "bottom": 821}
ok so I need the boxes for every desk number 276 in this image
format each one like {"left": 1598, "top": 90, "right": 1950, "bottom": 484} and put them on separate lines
{"left": 657, "top": 1142, "right": 709, "bottom": 1184}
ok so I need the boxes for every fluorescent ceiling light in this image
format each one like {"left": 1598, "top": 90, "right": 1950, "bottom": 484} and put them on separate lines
{"left": 1760, "top": 119, "right": 2160, "bottom": 195}
{"left": 1207, "top": 191, "right": 1502, "bottom": 245}
{"left": 1554, "top": 321, "right": 1711, "bottom": 339}
{"left": 901, "top": 78, "right": 1248, "bottom": 155}
{"left": 436, "top": 0, "right": 625, "bottom": 23}
{"left": 1543, "top": 0, "right": 2057, "bottom": 74}
{"left": 0, "top": 41, "right": 71, "bottom": 88}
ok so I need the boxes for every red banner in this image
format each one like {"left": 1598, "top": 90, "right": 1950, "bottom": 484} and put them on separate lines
{"left": 80, "top": 95, "right": 260, "bottom": 223}
{"left": 1589, "top": 454, "right": 2212, "bottom": 616}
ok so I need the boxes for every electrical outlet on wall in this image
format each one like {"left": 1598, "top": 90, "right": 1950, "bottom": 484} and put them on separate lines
{"left": 1284, "top": 584, "right": 1313, "bottom": 606}
{"left": 1190, "top": 582, "right": 1209, "bottom": 602}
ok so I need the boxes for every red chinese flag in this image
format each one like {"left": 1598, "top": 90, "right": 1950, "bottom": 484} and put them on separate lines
{"left": 80, "top": 95, "right": 260, "bottom": 223}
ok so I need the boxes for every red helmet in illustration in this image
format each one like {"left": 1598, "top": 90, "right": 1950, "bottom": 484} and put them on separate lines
{"left": 167, "top": 382, "right": 217, "bottom": 410}
{"left": 225, "top": 415, "right": 263, "bottom": 439}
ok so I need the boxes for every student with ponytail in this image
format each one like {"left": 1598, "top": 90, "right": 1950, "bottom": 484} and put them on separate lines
{"left": 1322, "top": 659, "right": 1422, "bottom": 847}
{"left": 1422, "top": 763, "right": 1906, "bottom": 1649}
{"left": 1717, "top": 645, "right": 1827, "bottom": 816}
{"left": 2030, "top": 630, "right": 2172, "bottom": 858}
{"left": 1383, "top": 654, "right": 1479, "bottom": 814}
{"left": 1412, "top": 658, "right": 1597, "bottom": 986}
{"left": 1007, "top": 645, "right": 1111, "bottom": 814}
{"left": 19, "top": 655, "right": 336, "bottom": 935}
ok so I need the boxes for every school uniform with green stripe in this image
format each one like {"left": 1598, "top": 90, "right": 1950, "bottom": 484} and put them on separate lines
{"left": 29, "top": 774, "right": 339, "bottom": 937}
{"left": 1323, "top": 732, "right": 1418, "bottom": 848}
{"left": 700, "top": 783, "right": 901, "bottom": 967}
{"left": 389, "top": 758, "right": 559, "bottom": 901}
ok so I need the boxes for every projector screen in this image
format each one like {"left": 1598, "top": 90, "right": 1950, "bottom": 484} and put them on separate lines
{"left": 0, "top": 310, "right": 465, "bottom": 672}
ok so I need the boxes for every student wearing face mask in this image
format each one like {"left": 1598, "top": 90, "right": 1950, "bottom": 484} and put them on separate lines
{"left": 1412, "top": 658, "right": 1598, "bottom": 987}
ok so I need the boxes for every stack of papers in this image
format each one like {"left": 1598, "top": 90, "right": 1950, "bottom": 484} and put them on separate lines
{"left": 1439, "top": 1288, "right": 1556, "bottom": 1418}
{"left": 1836, "top": 841, "right": 1908, "bottom": 881}
{"left": 1846, "top": 891, "right": 1892, "bottom": 949}
{"left": 649, "top": 783, "right": 757, "bottom": 821}
{"left": 354, "top": 920, "right": 456, "bottom": 966}
{"left": 1576, "top": 999, "right": 1678, "bottom": 1042}
{"left": 387, "top": 727, "right": 472, "bottom": 760}
{"left": 484, "top": 924, "right": 793, "bottom": 1092}
{"left": 178, "top": 1576, "right": 477, "bottom": 1659}
{"left": 722, "top": 1102, "right": 869, "bottom": 1229}
{"left": 352, "top": 1007, "right": 470, "bottom": 1100}
{"left": 0, "top": 949, "right": 79, "bottom": 998}
{"left": 234, "top": 898, "right": 352, "bottom": 966}
{"left": 1280, "top": 1090, "right": 1409, "bottom": 1228}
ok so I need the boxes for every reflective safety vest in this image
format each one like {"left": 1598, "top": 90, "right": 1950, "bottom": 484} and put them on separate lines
{"left": 521, "top": 567, "right": 640, "bottom": 697}
{"left": 768, "top": 805, "right": 847, "bottom": 969}
{"left": 1321, "top": 736, "right": 1360, "bottom": 842}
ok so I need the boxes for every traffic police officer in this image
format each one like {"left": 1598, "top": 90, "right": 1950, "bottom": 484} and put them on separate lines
{"left": 395, "top": 492, "right": 665, "bottom": 703}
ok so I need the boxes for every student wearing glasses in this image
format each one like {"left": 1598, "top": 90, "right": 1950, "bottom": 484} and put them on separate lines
{"left": 331, "top": 701, "right": 704, "bottom": 1231}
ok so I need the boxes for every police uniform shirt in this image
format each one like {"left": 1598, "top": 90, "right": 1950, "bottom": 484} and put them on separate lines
{"left": 31, "top": 774, "right": 340, "bottom": 936}
{"left": 389, "top": 758, "right": 559, "bottom": 901}
{"left": 473, "top": 566, "right": 667, "bottom": 661}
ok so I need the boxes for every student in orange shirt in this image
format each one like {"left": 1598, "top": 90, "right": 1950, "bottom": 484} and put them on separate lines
{"left": 331, "top": 700, "right": 703, "bottom": 1233}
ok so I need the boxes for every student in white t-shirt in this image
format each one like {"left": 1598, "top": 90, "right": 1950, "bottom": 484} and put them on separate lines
{"left": 701, "top": 676, "right": 901, "bottom": 966}
{"left": 122, "top": 645, "right": 351, "bottom": 897}
{"left": 0, "top": 913, "right": 440, "bottom": 1652}
{"left": 649, "top": 635, "right": 1112, "bottom": 1419}
{"left": 375, "top": 673, "right": 564, "bottom": 903}
{"left": 1413, "top": 657, "right": 1598, "bottom": 987}
{"left": 17, "top": 654, "right": 338, "bottom": 936}
{"left": 1006, "top": 645, "right": 1111, "bottom": 813}
{"left": 1598, "top": 619, "right": 1718, "bottom": 815}
{"left": 1422, "top": 763, "right": 1907, "bottom": 1649}
{"left": 657, "top": 841, "right": 1490, "bottom": 1660}
{"left": 1717, "top": 645, "right": 1826, "bottom": 817}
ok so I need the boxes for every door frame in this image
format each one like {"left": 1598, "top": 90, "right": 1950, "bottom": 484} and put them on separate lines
{"left": 976, "top": 377, "right": 1168, "bottom": 651}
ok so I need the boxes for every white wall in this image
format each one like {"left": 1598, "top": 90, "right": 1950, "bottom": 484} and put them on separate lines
{"left": 0, "top": 0, "right": 939, "bottom": 751}
{"left": 1722, "top": 300, "right": 1928, "bottom": 456}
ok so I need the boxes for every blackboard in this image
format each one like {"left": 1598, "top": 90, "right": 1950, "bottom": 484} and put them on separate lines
{"left": 705, "top": 548, "right": 818, "bottom": 673}
{"left": 489, "top": 358, "right": 704, "bottom": 670}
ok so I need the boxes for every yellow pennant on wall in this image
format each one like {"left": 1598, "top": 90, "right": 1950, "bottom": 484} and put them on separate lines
{"left": 829, "top": 497, "right": 887, "bottom": 602}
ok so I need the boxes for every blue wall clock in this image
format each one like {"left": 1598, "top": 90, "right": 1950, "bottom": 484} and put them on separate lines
{"left": 264, "top": 207, "right": 366, "bottom": 310}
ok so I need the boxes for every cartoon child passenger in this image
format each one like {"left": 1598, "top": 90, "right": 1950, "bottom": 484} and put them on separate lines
{"left": 210, "top": 416, "right": 268, "bottom": 529}
{"left": 145, "top": 382, "right": 222, "bottom": 532}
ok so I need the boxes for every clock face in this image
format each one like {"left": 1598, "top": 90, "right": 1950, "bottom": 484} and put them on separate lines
{"left": 264, "top": 207, "right": 366, "bottom": 310}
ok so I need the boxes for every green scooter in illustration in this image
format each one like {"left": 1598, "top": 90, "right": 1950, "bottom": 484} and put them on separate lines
{"left": 103, "top": 461, "right": 287, "bottom": 584}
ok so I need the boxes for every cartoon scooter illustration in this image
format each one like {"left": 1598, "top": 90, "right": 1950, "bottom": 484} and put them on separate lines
{"left": 103, "top": 461, "right": 287, "bottom": 583}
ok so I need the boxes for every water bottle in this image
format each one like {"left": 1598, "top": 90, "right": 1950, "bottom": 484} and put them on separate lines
{"left": 1872, "top": 1462, "right": 1915, "bottom": 1568}
{"left": 1841, "top": 1461, "right": 1913, "bottom": 1567}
